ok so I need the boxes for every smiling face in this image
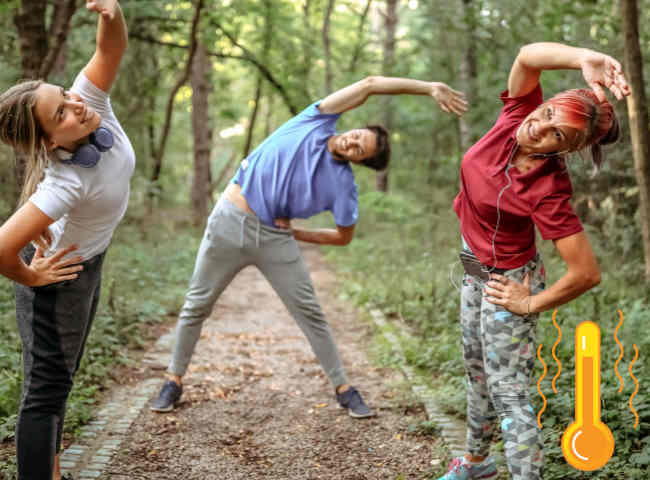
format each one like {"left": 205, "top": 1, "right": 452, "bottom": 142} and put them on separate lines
{"left": 516, "top": 102, "right": 583, "bottom": 155}
{"left": 329, "top": 128, "right": 378, "bottom": 163}
{"left": 33, "top": 83, "right": 101, "bottom": 151}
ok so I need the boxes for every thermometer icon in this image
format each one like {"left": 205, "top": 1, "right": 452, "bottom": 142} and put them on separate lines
{"left": 561, "top": 321, "right": 614, "bottom": 471}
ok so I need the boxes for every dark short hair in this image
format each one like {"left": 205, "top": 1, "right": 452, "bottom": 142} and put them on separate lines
{"left": 361, "top": 124, "right": 390, "bottom": 171}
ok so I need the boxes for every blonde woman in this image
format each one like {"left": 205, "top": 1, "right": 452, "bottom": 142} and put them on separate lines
{"left": 0, "top": 2, "right": 131, "bottom": 479}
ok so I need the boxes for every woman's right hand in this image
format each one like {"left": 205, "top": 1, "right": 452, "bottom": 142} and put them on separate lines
{"left": 86, "top": 0, "right": 118, "bottom": 20}
{"left": 29, "top": 245, "right": 84, "bottom": 287}
{"left": 579, "top": 50, "right": 630, "bottom": 102}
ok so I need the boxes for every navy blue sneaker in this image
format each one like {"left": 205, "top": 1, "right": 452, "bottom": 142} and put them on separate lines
{"left": 336, "top": 386, "right": 375, "bottom": 418}
{"left": 151, "top": 380, "right": 183, "bottom": 412}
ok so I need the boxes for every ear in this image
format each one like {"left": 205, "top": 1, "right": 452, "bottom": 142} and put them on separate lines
{"left": 43, "top": 137, "right": 58, "bottom": 152}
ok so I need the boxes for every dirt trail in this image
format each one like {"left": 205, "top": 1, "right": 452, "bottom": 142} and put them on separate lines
{"left": 102, "top": 244, "right": 441, "bottom": 479}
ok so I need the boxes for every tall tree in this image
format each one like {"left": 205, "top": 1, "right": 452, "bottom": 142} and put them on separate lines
{"left": 190, "top": 41, "right": 213, "bottom": 226}
{"left": 377, "top": 0, "right": 398, "bottom": 192}
{"left": 301, "top": 0, "right": 313, "bottom": 100}
{"left": 150, "top": 0, "right": 205, "bottom": 188}
{"left": 347, "top": 0, "right": 373, "bottom": 73}
{"left": 621, "top": 0, "right": 650, "bottom": 280}
{"left": 12, "top": 0, "right": 77, "bottom": 192}
{"left": 242, "top": 0, "right": 273, "bottom": 159}
{"left": 322, "top": 0, "right": 336, "bottom": 94}
{"left": 458, "top": 0, "right": 478, "bottom": 153}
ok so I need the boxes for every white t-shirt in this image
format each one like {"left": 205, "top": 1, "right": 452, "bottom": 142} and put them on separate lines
{"left": 29, "top": 71, "right": 135, "bottom": 260}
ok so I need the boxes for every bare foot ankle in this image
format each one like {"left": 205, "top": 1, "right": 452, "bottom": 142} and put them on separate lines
{"left": 336, "top": 384, "right": 350, "bottom": 394}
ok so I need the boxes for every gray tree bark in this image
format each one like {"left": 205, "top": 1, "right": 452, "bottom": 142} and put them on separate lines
{"left": 151, "top": 0, "right": 205, "bottom": 187}
{"left": 621, "top": 0, "right": 650, "bottom": 280}
{"left": 322, "top": 0, "right": 336, "bottom": 94}
{"left": 377, "top": 0, "right": 397, "bottom": 193}
{"left": 190, "top": 42, "right": 213, "bottom": 226}
{"left": 458, "top": 0, "right": 477, "bottom": 153}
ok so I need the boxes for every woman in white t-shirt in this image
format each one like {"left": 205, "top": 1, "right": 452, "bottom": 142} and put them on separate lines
{"left": 0, "top": 2, "right": 132, "bottom": 479}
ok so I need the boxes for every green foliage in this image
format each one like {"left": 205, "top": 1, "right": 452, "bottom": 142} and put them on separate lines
{"left": 0, "top": 1, "right": 649, "bottom": 478}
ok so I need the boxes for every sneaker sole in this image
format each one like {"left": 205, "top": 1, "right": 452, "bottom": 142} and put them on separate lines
{"left": 337, "top": 403, "right": 376, "bottom": 418}
{"left": 476, "top": 471, "right": 498, "bottom": 479}
{"left": 150, "top": 402, "right": 177, "bottom": 413}
{"left": 348, "top": 409, "right": 376, "bottom": 419}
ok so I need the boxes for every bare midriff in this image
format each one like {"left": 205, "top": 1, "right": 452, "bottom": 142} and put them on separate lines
{"left": 224, "top": 183, "right": 256, "bottom": 216}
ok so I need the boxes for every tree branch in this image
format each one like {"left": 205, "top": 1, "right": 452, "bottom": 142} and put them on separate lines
{"left": 129, "top": 31, "right": 298, "bottom": 115}
{"left": 40, "top": 0, "right": 77, "bottom": 79}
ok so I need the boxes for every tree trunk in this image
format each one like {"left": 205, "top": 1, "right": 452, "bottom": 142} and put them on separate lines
{"left": 242, "top": 0, "right": 272, "bottom": 159}
{"left": 347, "top": 0, "right": 373, "bottom": 73}
{"left": 322, "top": 0, "right": 335, "bottom": 95}
{"left": 301, "top": 0, "right": 313, "bottom": 101}
{"left": 150, "top": 0, "right": 205, "bottom": 188}
{"left": 458, "top": 0, "right": 477, "bottom": 153}
{"left": 621, "top": 0, "right": 650, "bottom": 280}
{"left": 243, "top": 77, "right": 263, "bottom": 159}
{"left": 12, "top": 0, "right": 77, "bottom": 201}
{"left": 40, "top": 0, "right": 77, "bottom": 79}
{"left": 265, "top": 93, "right": 275, "bottom": 138}
{"left": 13, "top": 0, "right": 48, "bottom": 80}
{"left": 190, "top": 42, "right": 213, "bottom": 226}
{"left": 376, "top": 0, "right": 397, "bottom": 193}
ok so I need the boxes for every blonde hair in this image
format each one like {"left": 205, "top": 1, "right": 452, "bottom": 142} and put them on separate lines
{"left": 0, "top": 80, "right": 51, "bottom": 206}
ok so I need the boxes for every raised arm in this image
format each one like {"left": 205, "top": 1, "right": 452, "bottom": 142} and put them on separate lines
{"left": 508, "top": 42, "right": 629, "bottom": 101}
{"left": 317, "top": 76, "right": 467, "bottom": 116}
{"left": 83, "top": 0, "right": 128, "bottom": 93}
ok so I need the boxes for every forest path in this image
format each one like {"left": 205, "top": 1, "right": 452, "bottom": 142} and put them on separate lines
{"left": 63, "top": 243, "right": 444, "bottom": 480}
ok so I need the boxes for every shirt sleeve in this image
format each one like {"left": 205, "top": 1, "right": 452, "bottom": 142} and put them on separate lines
{"left": 71, "top": 71, "right": 111, "bottom": 117}
{"left": 531, "top": 173, "right": 583, "bottom": 240}
{"left": 29, "top": 169, "right": 85, "bottom": 221}
{"left": 311, "top": 100, "right": 342, "bottom": 120}
{"left": 498, "top": 84, "right": 543, "bottom": 124}
{"left": 332, "top": 172, "right": 358, "bottom": 227}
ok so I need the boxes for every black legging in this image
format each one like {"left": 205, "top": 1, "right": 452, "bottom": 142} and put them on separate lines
{"left": 14, "top": 245, "right": 105, "bottom": 480}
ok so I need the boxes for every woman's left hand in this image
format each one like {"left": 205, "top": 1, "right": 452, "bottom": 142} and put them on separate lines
{"left": 579, "top": 50, "right": 630, "bottom": 102}
{"left": 430, "top": 82, "right": 468, "bottom": 116}
{"left": 86, "top": 0, "right": 118, "bottom": 20}
{"left": 484, "top": 273, "right": 532, "bottom": 316}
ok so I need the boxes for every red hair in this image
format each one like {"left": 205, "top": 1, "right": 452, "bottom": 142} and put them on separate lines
{"left": 546, "top": 89, "right": 619, "bottom": 170}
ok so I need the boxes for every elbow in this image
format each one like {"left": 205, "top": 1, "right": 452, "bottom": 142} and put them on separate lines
{"left": 338, "top": 234, "right": 354, "bottom": 246}
{"left": 580, "top": 268, "right": 601, "bottom": 291}
{"left": 362, "top": 76, "right": 380, "bottom": 94}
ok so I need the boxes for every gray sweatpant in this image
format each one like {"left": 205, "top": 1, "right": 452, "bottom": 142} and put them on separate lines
{"left": 168, "top": 197, "right": 348, "bottom": 387}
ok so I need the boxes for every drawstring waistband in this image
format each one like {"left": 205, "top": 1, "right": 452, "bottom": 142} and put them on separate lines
{"left": 238, "top": 214, "right": 261, "bottom": 248}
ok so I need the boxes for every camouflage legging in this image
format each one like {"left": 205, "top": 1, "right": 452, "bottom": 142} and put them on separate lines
{"left": 460, "top": 246, "right": 546, "bottom": 480}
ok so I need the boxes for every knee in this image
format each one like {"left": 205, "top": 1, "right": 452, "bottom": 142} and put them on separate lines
{"left": 489, "top": 379, "right": 530, "bottom": 413}
{"left": 22, "top": 380, "right": 72, "bottom": 414}
{"left": 294, "top": 300, "right": 326, "bottom": 325}
{"left": 179, "top": 301, "right": 213, "bottom": 325}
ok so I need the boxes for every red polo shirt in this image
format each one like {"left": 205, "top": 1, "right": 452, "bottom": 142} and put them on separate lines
{"left": 453, "top": 84, "right": 584, "bottom": 269}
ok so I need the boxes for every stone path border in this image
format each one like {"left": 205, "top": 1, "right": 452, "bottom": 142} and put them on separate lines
{"left": 59, "top": 331, "right": 175, "bottom": 479}
{"left": 368, "top": 308, "right": 467, "bottom": 457}
{"left": 60, "top": 305, "right": 466, "bottom": 478}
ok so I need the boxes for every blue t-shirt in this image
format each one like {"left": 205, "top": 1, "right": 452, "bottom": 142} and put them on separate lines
{"left": 232, "top": 101, "right": 358, "bottom": 227}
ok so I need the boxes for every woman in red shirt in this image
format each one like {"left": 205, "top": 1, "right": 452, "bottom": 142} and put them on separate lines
{"left": 439, "top": 43, "right": 629, "bottom": 480}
